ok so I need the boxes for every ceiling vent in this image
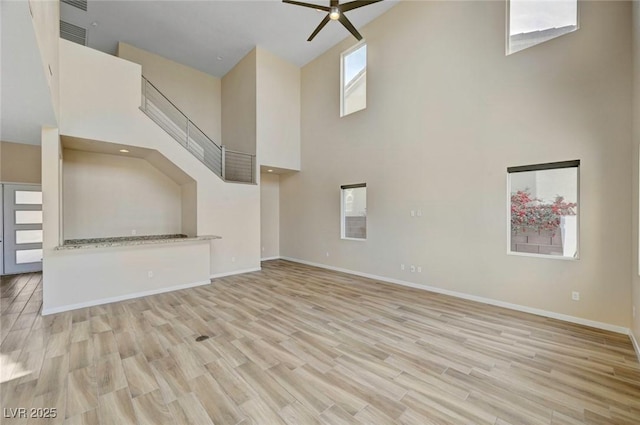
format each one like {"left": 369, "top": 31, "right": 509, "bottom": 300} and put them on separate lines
{"left": 60, "top": 21, "right": 87, "bottom": 46}
{"left": 61, "top": 0, "right": 87, "bottom": 12}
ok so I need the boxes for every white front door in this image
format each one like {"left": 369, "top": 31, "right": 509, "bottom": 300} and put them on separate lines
{"left": 2, "top": 184, "right": 43, "bottom": 275}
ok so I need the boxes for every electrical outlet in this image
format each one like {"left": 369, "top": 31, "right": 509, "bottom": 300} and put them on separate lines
{"left": 262, "top": 246, "right": 265, "bottom": 252}
{"left": 326, "top": 252, "right": 330, "bottom": 257}
{"left": 417, "top": 210, "right": 422, "bottom": 217}
{"left": 400, "top": 264, "right": 405, "bottom": 271}
{"left": 410, "top": 265, "right": 416, "bottom": 273}
{"left": 231, "top": 257, "right": 236, "bottom": 262}
{"left": 132, "top": 229, "right": 137, "bottom": 236}
{"left": 417, "top": 266, "right": 422, "bottom": 273}
{"left": 410, "top": 210, "right": 415, "bottom": 217}
{"left": 571, "top": 291, "right": 580, "bottom": 301}
{"left": 147, "top": 270, "right": 153, "bottom": 278}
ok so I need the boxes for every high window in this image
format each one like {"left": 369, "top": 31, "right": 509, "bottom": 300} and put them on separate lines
{"left": 508, "top": 161, "right": 579, "bottom": 259}
{"left": 507, "top": 0, "right": 578, "bottom": 54}
{"left": 341, "top": 43, "right": 367, "bottom": 117}
{"left": 341, "top": 184, "right": 367, "bottom": 240}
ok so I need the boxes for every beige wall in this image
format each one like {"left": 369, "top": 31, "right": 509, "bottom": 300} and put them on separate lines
{"left": 260, "top": 172, "right": 280, "bottom": 259}
{"left": 63, "top": 149, "right": 182, "bottom": 239}
{"left": 29, "top": 0, "right": 59, "bottom": 121}
{"left": 117, "top": 42, "right": 222, "bottom": 143}
{"left": 43, "top": 241, "right": 211, "bottom": 314}
{"left": 222, "top": 49, "right": 256, "bottom": 155}
{"left": 41, "top": 127, "right": 62, "bottom": 251}
{"left": 632, "top": 1, "right": 640, "bottom": 348}
{"left": 0, "top": 141, "right": 42, "bottom": 183}
{"left": 281, "top": 1, "right": 633, "bottom": 328}
{"left": 256, "top": 48, "right": 301, "bottom": 171}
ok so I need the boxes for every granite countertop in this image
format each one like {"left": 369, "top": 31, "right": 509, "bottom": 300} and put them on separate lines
{"left": 55, "top": 234, "right": 221, "bottom": 250}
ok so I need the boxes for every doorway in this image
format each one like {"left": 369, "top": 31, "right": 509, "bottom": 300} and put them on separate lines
{"left": 2, "top": 184, "right": 43, "bottom": 275}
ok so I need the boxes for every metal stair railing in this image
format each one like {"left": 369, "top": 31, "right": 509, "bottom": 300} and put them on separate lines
{"left": 140, "top": 76, "right": 255, "bottom": 184}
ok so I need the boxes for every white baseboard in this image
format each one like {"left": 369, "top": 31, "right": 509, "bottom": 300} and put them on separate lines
{"left": 280, "top": 256, "right": 630, "bottom": 335}
{"left": 210, "top": 267, "right": 261, "bottom": 279}
{"left": 261, "top": 256, "right": 281, "bottom": 261}
{"left": 42, "top": 279, "right": 211, "bottom": 315}
{"left": 630, "top": 331, "right": 640, "bottom": 363}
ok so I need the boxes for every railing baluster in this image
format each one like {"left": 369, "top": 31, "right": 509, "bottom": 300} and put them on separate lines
{"left": 186, "top": 119, "right": 190, "bottom": 151}
{"left": 221, "top": 146, "right": 226, "bottom": 181}
{"left": 140, "top": 75, "right": 254, "bottom": 184}
{"left": 143, "top": 77, "right": 147, "bottom": 111}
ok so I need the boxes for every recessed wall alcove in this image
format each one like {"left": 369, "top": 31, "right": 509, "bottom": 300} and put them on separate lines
{"left": 60, "top": 136, "right": 197, "bottom": 241}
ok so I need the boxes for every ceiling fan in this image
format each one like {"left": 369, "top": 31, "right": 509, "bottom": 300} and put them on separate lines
{"left": 283, "top": 0, "right": 383, "bottom": 41}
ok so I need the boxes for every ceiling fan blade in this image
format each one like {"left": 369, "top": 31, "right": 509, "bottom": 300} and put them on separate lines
{"left": 338, "top": 13, "right": 363, "bottom": 40}
{"left": 308, "top": 14, "right": 331, "bottom": 41}
{"left": 340, "top": 0, "right": 384, "bottom": 13}
{"left": 282, "top": 0, "right": 330, "bottom": 12}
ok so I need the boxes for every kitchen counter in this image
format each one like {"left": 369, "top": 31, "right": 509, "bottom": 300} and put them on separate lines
{"left": 55, "top": 234, "right": 221, "bottom": 250}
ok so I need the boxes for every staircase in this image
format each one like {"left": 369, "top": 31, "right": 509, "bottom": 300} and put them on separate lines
{"left": 140, "top": 76, "right": 255, "bottom": 184}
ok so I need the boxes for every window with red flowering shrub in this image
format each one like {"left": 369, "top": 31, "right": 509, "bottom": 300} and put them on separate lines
{"left": 511, "top": 190, "right": 577, "bottom": 234}
{"left": 508, "top": 161, "right": 579, "bottom": 258}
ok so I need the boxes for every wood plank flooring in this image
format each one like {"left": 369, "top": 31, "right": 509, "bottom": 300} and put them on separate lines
{"left": 1, "top": 259, "right": 639, "bottom": 424}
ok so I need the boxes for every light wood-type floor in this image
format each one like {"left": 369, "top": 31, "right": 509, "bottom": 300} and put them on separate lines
{"left": 1, "top": 260, "right": 639, "bottom": 425}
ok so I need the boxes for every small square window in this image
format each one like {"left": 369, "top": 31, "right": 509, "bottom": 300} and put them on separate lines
{"left": 341, "top": 184, "right": 367, "bottom": 240}
{"left": 341, "top": 43, "right": 367, "bottom": 117}
{"left": 507, "top": 0, "right": 578, "bottom": 54}
{"left": 508, "top": 160, "right": 579, "bottom": 259}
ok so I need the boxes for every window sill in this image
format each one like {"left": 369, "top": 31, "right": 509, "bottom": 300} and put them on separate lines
{"left": 507, "top": 251, "right": 579, "bottom": 261}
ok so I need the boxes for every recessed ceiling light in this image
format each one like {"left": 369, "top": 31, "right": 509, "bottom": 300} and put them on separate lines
{"left": 119, "top": 149, "right": 129, "bottom": 153}
{"left": 217, "top": 56, "right": 223, "bottom": 61}
{"left": 268, "top": 169, "right": 273, "bottom": 172}
{"left": 91, "top": 21, "right": 98, "bottom": 27}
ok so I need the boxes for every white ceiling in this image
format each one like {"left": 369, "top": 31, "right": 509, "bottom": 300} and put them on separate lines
{"left": 1, "top": 1, "right": 58, "bottom": 145}
{"left": 60, "top": 0, "right": 399, "bottom": 78}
